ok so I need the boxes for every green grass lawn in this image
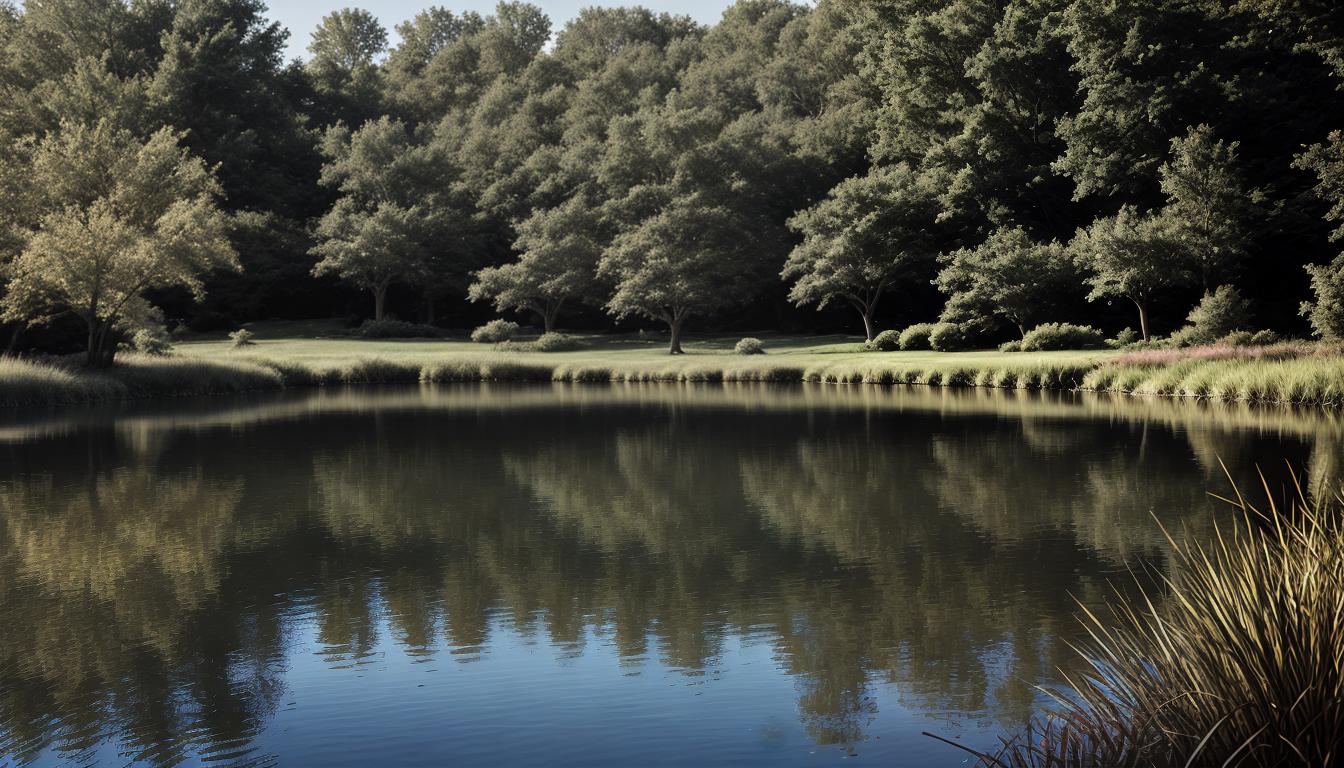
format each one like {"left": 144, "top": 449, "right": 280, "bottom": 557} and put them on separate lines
{"left": 8, "top": 319, "right": 1343, "bottom": 408}
{"left": 176, "top": 319, "right": 1116, "bottom": 371}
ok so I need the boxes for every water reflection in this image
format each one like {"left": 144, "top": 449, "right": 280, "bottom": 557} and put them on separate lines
{"left": 0, "top": 384, "right": 1330, "bottom": 766}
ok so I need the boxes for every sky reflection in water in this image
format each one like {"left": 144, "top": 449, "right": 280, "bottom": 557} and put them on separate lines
{"left": 0, "top": 383, "right": 1334, "bottom": 767}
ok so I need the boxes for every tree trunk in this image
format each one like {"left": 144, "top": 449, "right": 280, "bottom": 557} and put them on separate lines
{"left": 1133, "top": 298, "right": 1150, "bottom": 341}
{"left": 861, "top": 308, "right": 876, "bottom": 343}
{"left": 5, "top": 323, "right": 23, "bottom": 356}
{"left": 543, "top": 305, "right": 557, "bottom": 334}
{"left": 668, "top": 313, "right": 686, "bottom": 355}
{"left": 1017, "top": 322, "right": 1028, "bottom": 339}
{"left": 373, "top": 283, "right": 388, "bottom": 322}
{"left": 85, "top": 319, "right": 117, "bottom": 368}
{"left": 86, "top": 320, "right": 99, "bottom": 368}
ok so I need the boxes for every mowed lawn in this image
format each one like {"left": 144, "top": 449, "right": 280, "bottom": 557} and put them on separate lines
{"left": 177, "top": 319, "right": 1118, "bottom": 371}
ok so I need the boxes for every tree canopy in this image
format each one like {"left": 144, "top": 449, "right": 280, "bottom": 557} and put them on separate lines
{"left": 1, "top": 120, "right": 236, "bottom": 365}
{"left": 3, "top": 0, "right": 1344, "bottom": 356}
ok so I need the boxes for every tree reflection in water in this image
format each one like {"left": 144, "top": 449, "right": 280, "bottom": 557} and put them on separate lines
{"left": 0, "top": 384, "right": 1327, "bottom": 765}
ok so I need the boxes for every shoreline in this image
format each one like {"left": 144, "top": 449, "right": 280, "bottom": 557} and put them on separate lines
{"left": 3, "top": 346, "right": 1343, "bottom": 409}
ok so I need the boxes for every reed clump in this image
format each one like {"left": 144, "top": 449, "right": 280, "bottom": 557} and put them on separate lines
{"left": 0, "top": 354, "right": 288, "bottom": 407}
{"left": 1091, "top": 355, "right": 1344, "bottom": 407}
{"left": 965, "top": 472, "right": 1344, "bottom": 768}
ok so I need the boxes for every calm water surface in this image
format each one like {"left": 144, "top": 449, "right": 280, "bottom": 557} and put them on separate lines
{"left": 0, "top": 384, "right": 1338, "bottom": 767}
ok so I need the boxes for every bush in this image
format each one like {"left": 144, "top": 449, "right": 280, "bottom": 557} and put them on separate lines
{"left": 359, "top": 319, "right": 441, "bottom": 339}
{"left": 471, "top": 319, "right": 521, "bottom": 344}
{"left": 734, "top": 337, "right": 766, "bottom": 355}
{"left": 129, "top": 326, "right": 173, "bottom": 355}
{"left": 228, "top": 328, "right": 255, "bottom": 348}
{"left": 533, "top": 332, "right": 582, "bottom": 352}
{"left": 1019, "top": 322, "right": 1106, "bottom": 351}
{"left": 865, "top": 330, "right": 901, "bottom": 351}
{"left": 1180, "top": 285, "right": 1253, "bottom": 345}
{"left": 1249, "top": 328, "right": 1281, "bottom": 345}
{"left": 1110, "top": 327, "right": 1140, "bottom": 347}
{"left": 897, "top": 323, "right": 937, "bottom": 350}
{"left": 928, "top": 322, "right": 972, "bottom": 352}
{"left": 998, "top": 339, "right": 1022, "bottom": 352}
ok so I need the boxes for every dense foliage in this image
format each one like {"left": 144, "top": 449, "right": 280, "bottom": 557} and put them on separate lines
{"left": 3, "top": 0, "right": 1344, "bottom": 359}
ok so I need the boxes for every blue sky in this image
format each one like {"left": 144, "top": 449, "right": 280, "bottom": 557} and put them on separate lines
{"left": 269, "top": 1, "right": 735, "bottom": 61}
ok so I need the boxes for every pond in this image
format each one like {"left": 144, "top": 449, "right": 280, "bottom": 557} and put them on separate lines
{"left": 0, "top": 383, "right": 1338, "bottom": 767}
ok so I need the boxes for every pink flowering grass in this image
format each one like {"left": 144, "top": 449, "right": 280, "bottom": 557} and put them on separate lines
{"left": 1108, "top": 341, "right": 1331, "bottom": 367}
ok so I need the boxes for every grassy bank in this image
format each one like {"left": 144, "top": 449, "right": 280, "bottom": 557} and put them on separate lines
{"left": 5, "top": 325, "right": 1344, "bottom": 408}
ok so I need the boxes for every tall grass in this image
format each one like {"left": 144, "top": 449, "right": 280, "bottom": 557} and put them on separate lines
{"left": 0, "top": 354, "right": 284, "bottom": 406}
{"left": 0, "top": 357, "right": 123, "bottom": 406}
{"left": 1088, "top": 356, "right": 1344, "bottom": 406}
{"left": 5, "top": 342, "right": 1344, "bottom": 408}
{"left": 958, "top": 471, "right": 1344, "bottom": 768}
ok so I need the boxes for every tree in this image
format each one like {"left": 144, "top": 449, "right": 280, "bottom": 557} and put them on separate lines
{"left": 145, "top": 0, "right": 324, "bottom": 324}
{"left": 935, "top": 226, "right": 1076, "bottom": 338}
{"left": 0, "top": 120, "right": 236, "bottom": 366}
{"left": 469, "top": 194, "right": 603, "bottom": 332}
{"left": 309, "top": 117, "right": 465, "bottom": 322}
{"left": 306, "top": 8, "right": 387, "bottom": 127}
{"left": 783, "top": 165, "right": 937, "bottom": 341}
{"left": 1054, "top": 0, "right": 1232, "bottom": 201}
{"left": 1301, "top": 254, "right": 1344, "bottom": 340}
{"left": 599, "top": 195, "right": 760, "bottom": 354}
{"left": 861, "top": 0, "right": 1081, "bottom": 236}
{"left": 1296, "top": 131, "right": 1344, "bottom": 244}
{"left": 1159, "top": 124, "right": 1252, "bottom": 289}
{"left": 1073, "top": 206, "right": 1184, "bottom": 340}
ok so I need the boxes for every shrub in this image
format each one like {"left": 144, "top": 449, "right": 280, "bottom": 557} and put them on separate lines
{"left": 471, "top": 319, "right": 521, "bottom": 344}
{"left": 1165, "top": 324, "right": 1205, "bottom": 348}
{"left": 128, "top": 326, "right": 173, "bottom": 355}
{"left": 1218, "top": 329, "right": 1256, "bottom": 346}
{"left": 734, "top": 337, "right": 766, "bottom": 355}
{"left": 998, "top": 339, "right": 1022, "bottom": 352}
{"left": 228, "top": 328, "right": 255, "bottom": 348}
{"left": 533, "top": 332, "right": 582, "bottom": 352}
{"left": 1110, "top": 327, "right": 1140, "bottom": 347}
{"left": 1302, "top": 253, "right": 1344, "bottom": 340}
{"left": 928, "top": 322, "right": 971, "bottom": 352}
{"left": 359, "top": 319, "right": 441, "bottom": 339}
{"left": 1250, "top": 328, "right": 1281, "bottom": 345}
{"left": 1181, "top": 285, "right": 1253, "bottom": 344}
{"left": 865, "top": 330, "right": 901, "bottom": 351}
{"left": 897, "top": 323, "right": 937, "bottom": 350}
{"left": 1019, "top": 322, "right": 1106, "bottom": 351}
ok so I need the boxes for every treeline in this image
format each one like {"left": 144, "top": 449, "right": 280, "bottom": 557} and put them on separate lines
{"left": 3, "top": 0, "right": 1344, "bottom": 361}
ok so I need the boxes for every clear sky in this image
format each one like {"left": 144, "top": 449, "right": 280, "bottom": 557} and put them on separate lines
{"left": 269, "top": 1, "right": 735, "bottom": 61}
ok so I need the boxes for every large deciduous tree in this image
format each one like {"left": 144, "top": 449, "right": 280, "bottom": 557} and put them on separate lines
{"left": 309, "top": 117, "right": 465, "bottom": 322}
{"left": 307, "top": 8, "right": 388, "bottom": 127}
{"left": 1073, "top": 206, "right": 1184, "bottom": 340}
{"left": 469, "top": 194, "right": 603, "bottom": 332}
{"left": 600, "top": 195, "right": 760, "bottom": 354}
{"left": 935, "top": 226, "right": 1076, "bottom": 338}
{"left": 0, "top": 120, "right": 236, "bottom": 366}
{"left": 782, "top": 165, "right": 937, "bottom": 341}
{"left": 1159, "top": 124, "right": 1252, "bottom": 290}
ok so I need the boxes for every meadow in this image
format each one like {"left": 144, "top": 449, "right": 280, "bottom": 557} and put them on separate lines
{"left": 6, "top": 321, "right": 1344, "bottom": 409}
